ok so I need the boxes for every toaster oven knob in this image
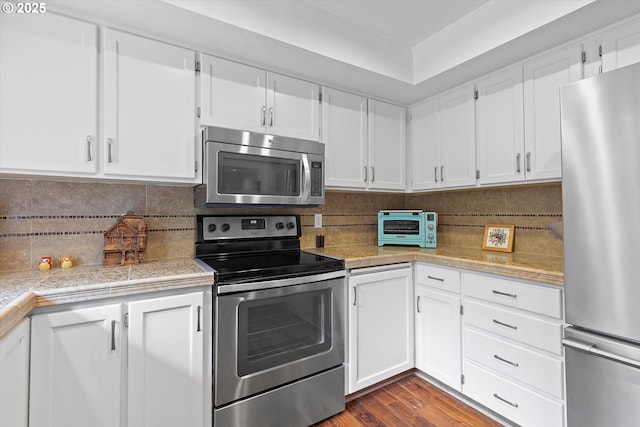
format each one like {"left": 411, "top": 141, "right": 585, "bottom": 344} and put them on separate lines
{"left": 428, "top": 233, "right": 435, "bottom": 239}
{"left": 286, "top": 221, "right": 296, "bottom": 230}
{"left": 428, "top": 224, "right": 435, "bottom": 230}
{"left": 208, "top": 224, "right": 217, "bottom": 232}
{"left": 275, "top": 222, "right": 285, "bottom": 230}
{"left": 221, "top": 223, "right": 230, "bottom": 232}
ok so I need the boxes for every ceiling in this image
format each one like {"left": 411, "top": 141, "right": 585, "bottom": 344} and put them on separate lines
{"left": 49, "top": 0, "right": 640, "bottom": 104}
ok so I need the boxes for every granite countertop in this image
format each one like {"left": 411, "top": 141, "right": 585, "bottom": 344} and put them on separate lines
{"left": 308, "top": 244, "right": 564, "bottom": 286}
{"left": 0, "top": 245, "right": 563, "bottom": 340}
{"left": 0, "top": 258, "right": 214, "bottom": 339}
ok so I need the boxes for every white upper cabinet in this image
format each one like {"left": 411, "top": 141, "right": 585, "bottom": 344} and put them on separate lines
{"left": 103, "top": 29, "right": 196, "bottom": 182}
{"left": 367, "top": 99, "right": 406, "bottom": 190}
{"left": 523, "top": 44, "right": 582, "bottom": 181}
{"left": 0, "top": 12, "right": 98, "bottom": 176}
{"left": 200, "top": 55, "right": 320, "bottom": 141}
{"left": 602, "top": 18, "right": 640, "bottom": 72}
{"left": 410, "top": 84, "right": 476, "bottom": 191}
{"left": 476, "top": 66, "right": 525, "bottom": 185}
{"left": 322, "top": 88, "right": 368, "bottom": 188}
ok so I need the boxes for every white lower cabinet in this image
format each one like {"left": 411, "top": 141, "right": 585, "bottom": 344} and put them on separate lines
{"left": 462, "top": 272, "right": 565, "bottom": 427}
{"left": 348, "top": 264, "right": 413, "bottom": 393}
{"left": 0, "top": 318, "right": 30, "bottom": 427}
{"left": 414, "top": 264, "right": 462, "bottom": 391}
{"left": 29, "top": 290, "right": 208, "bottom": 427}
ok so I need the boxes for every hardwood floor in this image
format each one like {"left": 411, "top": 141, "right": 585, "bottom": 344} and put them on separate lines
{"left": 315, "top": 375, "right": 502, "bottom": 427}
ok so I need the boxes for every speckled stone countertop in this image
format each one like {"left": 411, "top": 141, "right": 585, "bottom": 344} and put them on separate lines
{"left": 0, "top": 258, "right": 213, "bottom": 339}
{"left": 308, "top": 244, "right": 564, "bottom": 286}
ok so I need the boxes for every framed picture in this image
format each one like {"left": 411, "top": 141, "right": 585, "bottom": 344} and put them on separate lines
{"left": 482, "top": 224, "right": 515, "bottom": 252}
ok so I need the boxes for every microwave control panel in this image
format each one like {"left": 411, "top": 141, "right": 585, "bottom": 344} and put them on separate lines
{"left": 310, "top": 161, "right": 323, "bottom": 197}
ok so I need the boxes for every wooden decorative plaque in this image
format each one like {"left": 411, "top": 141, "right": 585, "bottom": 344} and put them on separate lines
{"left": 103, "top": 211, "right": 147, "bottom": 266}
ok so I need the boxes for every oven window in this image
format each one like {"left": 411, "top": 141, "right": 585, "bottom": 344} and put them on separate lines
{"left": 383, "top": 219, "right": 420, "bottom": 235}
{"left": 218, "top": 151, "right": 300, "bottom": 197}
{"left": 237, "top": 289, "right": 331, "bottom": 376}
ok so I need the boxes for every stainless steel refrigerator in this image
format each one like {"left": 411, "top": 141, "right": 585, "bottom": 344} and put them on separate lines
{"left": 561, "top": 62, "right": 640, "bottom": 426}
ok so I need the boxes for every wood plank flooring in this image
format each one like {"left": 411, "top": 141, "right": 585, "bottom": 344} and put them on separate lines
{"left": 315, "top": 375, "right": 503, "bottom": 427}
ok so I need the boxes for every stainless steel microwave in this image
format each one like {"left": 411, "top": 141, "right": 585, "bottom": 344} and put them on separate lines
{"left": 194, "top": 127, "right": 325, "bottom": 207}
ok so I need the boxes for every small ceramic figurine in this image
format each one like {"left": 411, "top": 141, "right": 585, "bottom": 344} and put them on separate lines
{"left": 61, "top": 255, "right": 73, "bottom": 269}
{"left": 38, "top": 256, "right": 52, "bottom": 271}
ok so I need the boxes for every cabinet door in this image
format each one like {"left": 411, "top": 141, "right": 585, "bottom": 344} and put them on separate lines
{"left": 30, "top": 304, "right": 122, "bottom": 427}
{"left": 476, "top": 67, "right": 525, "bottom": 185}
{"left": 582, "top": 35, "right": 603, "bottom": 78}
{"left": 602, "top": 18, "right": 640, "bottom": 72}
{"left": 103, "top": 29, "right": 196, "bottom": 181}
{"left": 128, "top": 292, "right": 204, "bottom": 427}
{"left": 410, "top": 97, "right": 441, "bottom": 190}
{"left": 439, "top": 84, "right": 477, "bottom": 188}
{"left": 267, "top": 73, "right": 320, "bottom": 141}
{"left": 367, "top": 100, "right": 406, "bottom": 190}
{"left": 415, "top": 286, "right": 462, "bottom": 391}
{"left": 523, "top": 45, "right": 582, "bottom": 181}
{"left": 322, "top": 87, "right": 368, "bottom": 188}
{"left": 348, "top": 266, "right": 413, "bottom": 393}
{"left": 0, "top": 318, "right": 30, "bottom": 427}
{"left": 200, "top": 55, "right": 266, "bottom": 133}
{"left": 0, "top": 12, "right": 97, "bottom": 176}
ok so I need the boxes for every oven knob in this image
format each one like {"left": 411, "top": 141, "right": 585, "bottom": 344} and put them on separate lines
{"left": 221, "top": 223, "right": 230, "bottom": 232}
{"left": 275, "top": 222, "right": 285, "bottom": 230}
{"left": 286, "top": 221, "right": 296, "bottom": 230}
{"left": 428, "top": 233, "right": 434, "bottom": 239}
{"left": 428, "top": 224, "right": 434, "bottom": 230}
{"left": 208, "top": 224, "right": 217, "bottom": 232}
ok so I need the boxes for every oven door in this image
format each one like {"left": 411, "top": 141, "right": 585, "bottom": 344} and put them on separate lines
{"left": 215, "top": 272, "right": 345, "bottom": 407}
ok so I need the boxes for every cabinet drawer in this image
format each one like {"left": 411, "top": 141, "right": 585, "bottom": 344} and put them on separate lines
{"left": 464, "top": 273, "right": 562, "bottom": 318}
{"left": 464, "top": 328, "right": 563, "bottom": 399}
{"left": 415, "top": 264, "right": 460, "bottom": 293}
{"left": 463, "top": 362, "right": 564, "bottom": 427}
{"left": 464, "top": 300, "right": 563, "bottom": 355}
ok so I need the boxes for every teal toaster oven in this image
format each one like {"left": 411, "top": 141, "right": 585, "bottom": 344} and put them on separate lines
{"left": 378, "top": 210, "right": 437, "bottom": 248}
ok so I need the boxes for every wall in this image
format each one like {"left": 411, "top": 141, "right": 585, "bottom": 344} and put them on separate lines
{"left": 0, "top": 178, "right": 561, "bottom": 272}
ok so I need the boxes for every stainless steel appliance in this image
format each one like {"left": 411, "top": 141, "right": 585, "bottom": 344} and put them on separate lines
{"left": 194, "top": 127, "right": 325, "bottom": 207}
{"left": 377, "top": 210, "right": 437, "bottom": 248}
{"left": 560, "top": 62, "right": 640, "bottom": 426}
{"left": 194, "top": 214, "right": 346, "bottom": 427}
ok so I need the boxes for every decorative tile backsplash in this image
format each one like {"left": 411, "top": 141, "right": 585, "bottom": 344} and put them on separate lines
{"left": 0, "top": 178, "right": 562, "bottom": 271}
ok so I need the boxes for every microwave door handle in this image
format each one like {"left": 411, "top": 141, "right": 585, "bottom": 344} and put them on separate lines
{"left": 302, "top": 154, "right": 311, "bottom": 201}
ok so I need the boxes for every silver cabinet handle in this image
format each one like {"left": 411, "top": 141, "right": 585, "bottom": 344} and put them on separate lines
{"left": 417, "top": 296, "right": 421, "bottom": 313}
{"left": 493, "top": 393, "right": 519, "bottom": 408}
{"left": 353, "top": 287, "right": 357, "bottom": 306}
{"left": 363, "top": 166, "right": 368, "bottom": 182}
{"left": 440, "top": 165, "right": 444, "bottom": 181}
{"left": 494, "top": 354, "right": 519, "bottom": 367}
{"left": 86, "top": 135, "right": 93, "bottom": 161}
{"left": 261, "top": 106, "right": 266, "bottom": 126}
{"left": 427, "top": 275, "right": 444, "bottom": 282}
{"left": 493, "top": 319, "right": 518, "bottom": 330}
{"left": 434, "top": 166, "right": 438, "bottom": 182}
{"left": 526, "top": 151, "right": 531, "bottom": 172}
{"left": 196, "top": 306, "right": 202, "bottom": 332}
{"left": 371, "top": 167, "right": 375, "bottom": 182}
{"left": 107, "top": 138, "right": 113, "bottom": 163}
{"left": 516, "top": 153, "right": 521, "bottom": 173}
{"left": 492, "top": 289, "right": 517, "bottom": 298}
{"left": 269, "top": 107, "right": 274, "bottom": 127}
{"left": 110, "top": 320, "right": 116, "bottom": 351}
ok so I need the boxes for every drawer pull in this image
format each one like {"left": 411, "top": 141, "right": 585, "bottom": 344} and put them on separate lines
{"left": 427, "top": 275, "right": 444, "bottom": 282}
{"left": 493, "top": 393, "right": 519, "bottom": 408}
{"left": 111, "top": 320, "right": 116, "bottom": 351}
{"left": 493, "top": 319, "right": 518, "bottom": 330}
{"left": 494, "top": 354, "right": 519, "bottom": 367}
{"left": 492, "top": 289, "right": 517, "bottom": 298}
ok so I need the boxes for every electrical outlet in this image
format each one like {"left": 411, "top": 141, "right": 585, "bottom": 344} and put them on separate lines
{"left": 314, "top": 214, "right": 322, "bottom": 228}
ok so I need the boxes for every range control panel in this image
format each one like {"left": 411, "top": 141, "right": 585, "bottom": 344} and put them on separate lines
{"left": 199, "top": 215, "right": 300, "bottom": 241}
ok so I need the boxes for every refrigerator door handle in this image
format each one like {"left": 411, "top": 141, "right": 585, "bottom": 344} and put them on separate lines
{"left": 563, "top": 337, "right": 640, "bottom": 369}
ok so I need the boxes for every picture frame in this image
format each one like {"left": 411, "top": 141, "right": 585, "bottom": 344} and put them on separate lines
{"left": 482, "top": 224, "right": 515, "bottom": 252}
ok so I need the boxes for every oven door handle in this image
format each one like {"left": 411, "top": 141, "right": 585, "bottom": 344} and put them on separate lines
{"left": 217, "top": 270, "right": 346, "bottom": 294}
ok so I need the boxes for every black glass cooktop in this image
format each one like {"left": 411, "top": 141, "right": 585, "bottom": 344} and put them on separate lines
{"left": 199, "top": 250, "right": 345, "bottom": 285}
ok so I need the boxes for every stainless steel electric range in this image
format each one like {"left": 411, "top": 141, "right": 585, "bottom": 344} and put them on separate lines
{"left": 194, "top": 214, "right": 346, "bottom": 427}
